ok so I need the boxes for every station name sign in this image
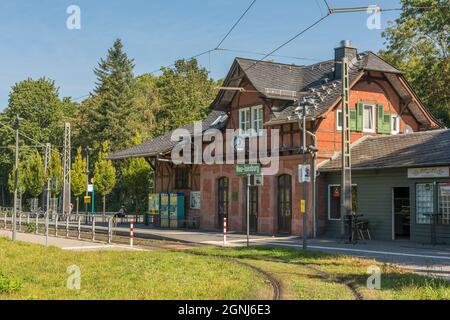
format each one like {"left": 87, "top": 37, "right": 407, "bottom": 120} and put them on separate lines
{"left": 407, "top": 167, "right": 450, "bottom": 179}
{"left": 236, "top": 163, "right": 261, "bottom": 175}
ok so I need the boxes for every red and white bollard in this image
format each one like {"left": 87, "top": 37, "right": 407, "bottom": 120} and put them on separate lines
{"left": 130, "top": 218, "right": 134, "bottom": 247}
{"left": 223, "top": 217, "right": 227, "bottom": 246}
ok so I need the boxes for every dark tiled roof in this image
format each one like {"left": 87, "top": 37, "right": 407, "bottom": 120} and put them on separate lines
{"left": 108, "top": 110, "right": 227, "bottom": 160}
{"left": 319, "top": 129, "right": 450, "bottom": 171}
{"left": 234, "top": 51, "right": 402, "bottom": 125}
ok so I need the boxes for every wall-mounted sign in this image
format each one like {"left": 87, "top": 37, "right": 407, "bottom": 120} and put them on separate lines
{"left": 252, "top": 174, "right": 264, "bottom": 186}
{"left": 83, "top": 195, "right": 91, "bottom": 204}
{"left": 298, "top": 164, "right": 311, "bottom": 183}
{"left": 236, "top": 163, "right": 261, "bottom": 175}
{"left": 407, "top": 167, "right": 449, "bottom": 179}
{"left": 190, "top": 191, "right": 201, "bottom": 209}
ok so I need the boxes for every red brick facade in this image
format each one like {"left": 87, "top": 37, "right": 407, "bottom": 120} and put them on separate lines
{"left": 153, "top": 67, "right": 437, "bottom": 236}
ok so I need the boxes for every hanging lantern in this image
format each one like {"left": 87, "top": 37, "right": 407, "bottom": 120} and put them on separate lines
{"left": 333, "top": 187, "right": 340, "bottom": 198}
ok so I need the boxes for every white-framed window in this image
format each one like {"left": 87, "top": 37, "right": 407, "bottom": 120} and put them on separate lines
{"left": 336, "top": 110, "right": 343, "bottom": 131}
{"left": 439, "top": 183, "right": 450, "bottom": 225}
{"left": 328, "top": 184, "right": 358, "bottom": 221}
{"left": 239, "top": 105, "right": 263, "bottom": 136}
{"left": 238, "top": 108, "right": 250, "bottom": 136}
{"left": 251, "top": 105, "right": 263, "bottom": 136}
{"left": 363, "top": 104, "right": 376, "bottom": 133}
{"left": 391, "top": 114, "right": 400, "bottom": 135}
{"left": 416, "top": 183, "right": 434, "bottom": 224}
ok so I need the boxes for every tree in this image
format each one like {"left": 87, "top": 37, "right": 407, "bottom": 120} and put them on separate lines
{"left": 0, "top": 78, "right": 76, "bottom": 206}
{"left": 154, "top": 58, "right": 217, "bottom": 136}
{"left": 7, "top": 164, "right": 26, "bottom": 196}
{"left": 88, "top": 38, "right": 136, "bottom": 151}
{"left": 49, "top": 149, "right": 62, "bottom": 197}
{"left": 71, "top": 147, "right": 87, "bottom": 214}
{"left": 23, "top": 151, "right": 44, "bottom": 199}
{"left": 121, "top": 135, "right": 151, "bottom": 214}
{"left": 4, "top": 78, "right": 72, "bottom": 146}
{"left": 379, "top": 0, "right": 450, "bottom": 126}
{"left": 130, "top": 73, "right": 160, "bottom": 140}
{"left": 94, "top": 142, "right": 116, "bottom": 214}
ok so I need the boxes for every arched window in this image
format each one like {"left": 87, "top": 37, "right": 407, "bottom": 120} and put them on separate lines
{"left": 277, "top": 174, "right": 292, "bottom": 234}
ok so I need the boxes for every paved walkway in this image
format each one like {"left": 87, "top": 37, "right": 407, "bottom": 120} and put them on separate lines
{"left": 0, "top": 230, "right": 142, "bottom": 251}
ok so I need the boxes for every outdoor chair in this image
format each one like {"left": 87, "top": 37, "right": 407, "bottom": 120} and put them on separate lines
{"left": 356, "top": 220, "right": 371, "bottom": 240}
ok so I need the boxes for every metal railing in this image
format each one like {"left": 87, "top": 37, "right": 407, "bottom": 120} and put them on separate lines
{"left": 1, "top": 211, "right": 127, "bottom": 244}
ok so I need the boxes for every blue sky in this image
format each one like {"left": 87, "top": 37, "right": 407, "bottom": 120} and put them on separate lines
{"left": 0, "top": 0, "right": 401, "bottom": 108}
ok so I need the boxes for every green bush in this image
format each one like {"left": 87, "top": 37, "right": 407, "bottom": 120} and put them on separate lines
{"left": 25, "top": 222, "right": 37, "bottom": 234}
{"left": 0, "top": 273, "right": 21, "bottom": 293}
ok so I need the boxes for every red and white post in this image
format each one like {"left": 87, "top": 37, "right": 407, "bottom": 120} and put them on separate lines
{"left": 223, "top": 217, "right": 227, "bottom": 246}
{"left": 130, "top": 218, "right": 134, "bottom": 247}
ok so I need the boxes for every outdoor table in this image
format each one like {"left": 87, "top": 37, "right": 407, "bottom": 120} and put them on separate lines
{"left": 423, "top": 212, "right": 443, "bottom": 245}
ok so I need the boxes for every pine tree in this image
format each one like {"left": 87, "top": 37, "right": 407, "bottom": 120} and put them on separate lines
{"left": 71, "top": 147, "right": 87, "bottom": 214}
{"left": 90, "top": 38, "right": 136, "bottom": 151}
{"left": 94, "top": 142, "right": 116, "bottom": 214}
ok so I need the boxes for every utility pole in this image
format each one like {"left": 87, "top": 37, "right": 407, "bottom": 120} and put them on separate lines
{"left": 301, "top": 100, "right": 308, "bottom": 250}
{"left": 12, "top": 115, "right": 20, "bottom": 241}
{"left": 62, "top": 122, "right": 71, "bottom": 215}
{"left": 340, "top": 57, "right": 352, "bottom": 236}
{"left": 246, "top": 174, "right": 250, "bottom": 247}
{"left": 44, "top": 143, "right": 51, "bottom": 247}
{"left": 85, "top": 146, "right": 90, "bottom": 223}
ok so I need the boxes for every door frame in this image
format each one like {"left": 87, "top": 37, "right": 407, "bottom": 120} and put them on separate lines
{"left": 392, "top": 187, "right": 411, "bottom": 240}
{"left": 277, "top": 174, "right": 292, "bottom": 234}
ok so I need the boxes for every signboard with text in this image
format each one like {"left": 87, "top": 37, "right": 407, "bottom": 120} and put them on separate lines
{"left": 407, "top": 167, "right": 449, "bottom": 179}
{"left": 236, "top": 163, "right": 261, "bottom": 175}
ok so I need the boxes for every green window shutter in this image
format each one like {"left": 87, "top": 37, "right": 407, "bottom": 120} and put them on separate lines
{"left": 377, "top": 104, "right": 384, "bottom": 133}
{"left": 356, "top": 103, "right": 364, "bottom": 132}
{"left": 350, "top": 109, "right": 357, "bottom": 131}
{"left": 383, "top": 113, "right": 391, "bottom": 134}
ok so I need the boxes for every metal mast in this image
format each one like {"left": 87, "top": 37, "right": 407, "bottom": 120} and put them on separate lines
{"left": 62, "top": 122, "right": 71, "bottom": 214}
{"left": 340, "top": 57, "right": 352, "bottom": 236}
{"left": 12, "top": 115, "right": 20, "bottom": 241}
{"left": 44, "top": 143, "right": 51, "bottom": 213}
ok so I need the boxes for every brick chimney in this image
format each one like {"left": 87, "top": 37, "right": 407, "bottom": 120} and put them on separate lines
{"left": 334, "top": 40, "right": 357, "bottom": 79}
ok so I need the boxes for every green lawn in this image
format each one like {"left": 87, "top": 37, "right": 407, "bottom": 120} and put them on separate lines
{"left": 194, "top": 247, "right": 450, "bottom": 300}
{"left": 0, "top": 238, "right": 270, "bottom": 300}
{"left": 1, "top": 237, "right": 448, "bottom": 300}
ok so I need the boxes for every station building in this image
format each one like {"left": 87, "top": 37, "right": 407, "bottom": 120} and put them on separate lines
{"left": 109, "top": 41, "right": 449, "bottom": 243}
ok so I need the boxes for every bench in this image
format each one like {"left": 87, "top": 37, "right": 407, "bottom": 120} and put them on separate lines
{"left": 179, "top": 217, "right": 200, "bottom": 229}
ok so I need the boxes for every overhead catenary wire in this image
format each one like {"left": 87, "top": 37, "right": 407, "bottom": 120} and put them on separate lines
{"left": 0, "top": 120, "right": 63, "bottom": 156}
{"left": 150, "top": 0, "right": 257, "bottom": 75}
{"left": 241, "top": 13, "right": 332, "bottom": 74}
{"left": 215, "top": 0, "right": 257, "bottom": 49}
{"left": 216, "top": 47, "right": 324, "bottom": 62}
